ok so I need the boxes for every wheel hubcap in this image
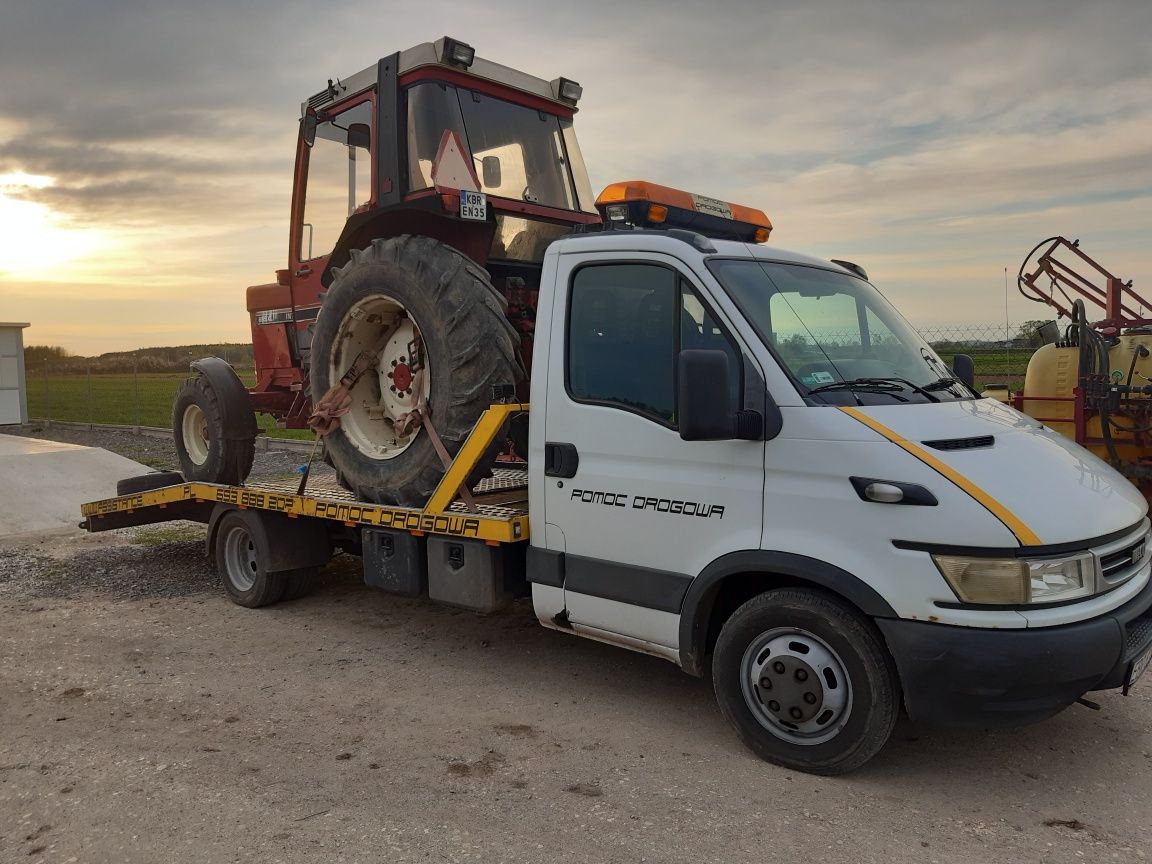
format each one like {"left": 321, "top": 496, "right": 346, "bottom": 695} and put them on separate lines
{"left": 181, "top": 404, "right": 209, "bottom": 465}
{"left": 390, "top": 361, "right": 412, "bottom": 392}
{"left": 222, "top": 525, "right": 258, "bottom": 592}
{"left": 330, "top": 294, "right": 431, "bottom": 460}
{"left": 740, "top": 628, "right": 853, "bottom": 746}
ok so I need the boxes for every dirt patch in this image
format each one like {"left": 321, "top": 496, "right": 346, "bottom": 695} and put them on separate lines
{"left": 446, "top": 750, "right": 506, "bottom": 778}
{"left": 493, "top": 723, "right": 538, "bottom": 738}
{"left": 1, "top": 528, "right": 1151, "bottom": 863}
{"left": 563, "top": 781, "right": 603, "bottom": 797}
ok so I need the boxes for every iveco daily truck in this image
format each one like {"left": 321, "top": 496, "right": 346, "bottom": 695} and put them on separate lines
{"left": 84, "top": 181, "right": 1152, "bottom": 775}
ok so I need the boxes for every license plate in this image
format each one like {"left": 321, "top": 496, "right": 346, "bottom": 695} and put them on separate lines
{"left": 460, "top": 190, "right": 487, "bottom": 221}
{"left": 1125, "top": 644, "right": 1152, "bottom": 694}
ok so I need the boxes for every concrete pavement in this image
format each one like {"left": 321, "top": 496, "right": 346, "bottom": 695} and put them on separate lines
{"left": 0, "top": 434, "right": 149, "bottom": 535}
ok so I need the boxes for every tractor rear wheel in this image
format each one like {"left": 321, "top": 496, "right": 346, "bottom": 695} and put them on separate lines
{"left": 310, "top": 235, "right": 523, "bottom": 506}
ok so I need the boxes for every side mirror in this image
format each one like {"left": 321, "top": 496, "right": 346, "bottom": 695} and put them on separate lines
{"left": 302, "top": 114, "right": 318, "bottom": 148}
{"left": 951, "top": 353, "right": 975, "bottom": 389}
{"left": 680, "top": 350, "right": 762, "bottom": 441}
{"left": 347, "top": 122, "right": 371, "bottom": 150}
{"left": 481, "top": 155, "right": 502, "bottom": 188}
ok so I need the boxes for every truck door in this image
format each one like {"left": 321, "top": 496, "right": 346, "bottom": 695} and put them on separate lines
{"left": 542, "top": 254, "right": 765, "bottom": 652}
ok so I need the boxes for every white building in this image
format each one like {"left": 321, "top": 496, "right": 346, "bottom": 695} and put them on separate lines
{"left": 0, "top": 323, "right": 30, "bottom": 425}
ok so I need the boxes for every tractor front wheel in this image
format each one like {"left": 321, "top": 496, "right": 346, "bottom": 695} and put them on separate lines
{"left": 173, "top": 372, "right": 256, "bottom": 485}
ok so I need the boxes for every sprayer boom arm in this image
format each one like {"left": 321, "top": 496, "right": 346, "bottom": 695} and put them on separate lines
{"left": 1018, "top": 236, "right": 1149, "bottom": 330}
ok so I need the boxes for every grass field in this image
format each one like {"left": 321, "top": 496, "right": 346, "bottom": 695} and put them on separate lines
{"left": 937, "top": 349, "right": 1034, "bottom": 392}
{"left": 25, "top": 371, "right": 312, "bottom": 439}
{"left": 24, "top": 347, "right": 1035, "bottom": 437}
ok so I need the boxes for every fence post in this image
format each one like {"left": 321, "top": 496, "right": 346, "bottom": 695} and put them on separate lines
{"left": 43, "top": 359, "right": 50, "bottom": 427}
{"left": 133, "top": 355, "right": 140, "bottom": 432}
{"left": 87, "top": 364, "right": 94, "bottom": 430}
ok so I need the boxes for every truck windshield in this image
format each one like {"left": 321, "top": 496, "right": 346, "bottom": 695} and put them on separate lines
{"left": 406, "top": 81, "right": 596, "bottom": 214}
{"left": 709, "top": 259, "right": 972, "bottom": 404}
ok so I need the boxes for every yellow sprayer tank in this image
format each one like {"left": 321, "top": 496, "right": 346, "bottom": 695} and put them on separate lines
{"left": 1019, "top": 333, "right": 1152, "bottom": 463}
{"left": 1021, "top": 344, "right": 1078, "bottom": 438}
{"left": 980, "top": 384, "right": 1012, "bottom": 404}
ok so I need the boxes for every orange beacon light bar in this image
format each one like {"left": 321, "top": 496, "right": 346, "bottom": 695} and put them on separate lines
{"left": 595, "top": 181, "right": 772, "bottom": 243}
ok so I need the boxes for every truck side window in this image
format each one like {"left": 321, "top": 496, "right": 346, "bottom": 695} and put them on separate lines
{"left": 567, "top": 264, "right": 741, "bottom": 425}
{"left": 568, "top": 264, "right": 676, "bottom": 423}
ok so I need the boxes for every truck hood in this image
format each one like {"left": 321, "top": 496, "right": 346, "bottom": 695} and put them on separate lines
{"left": 843, "top": 399, "right": 1147, "bottom": 546}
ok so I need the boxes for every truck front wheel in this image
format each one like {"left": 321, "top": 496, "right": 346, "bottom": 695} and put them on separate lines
{"left": 712, "top": 588, "right": 899, "bottom": 775}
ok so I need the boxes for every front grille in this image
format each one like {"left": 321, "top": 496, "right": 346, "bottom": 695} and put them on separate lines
{"left": 922, "top": 436, "right": 995, "bottom": 451}
{"left": 1093, "top": 522, "right": 1150, "bottom": 589}
{"left": 1101, "top": 538, "right": 1147, "bottom": 581}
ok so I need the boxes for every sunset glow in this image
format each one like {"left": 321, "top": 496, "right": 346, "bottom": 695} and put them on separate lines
{"left": 0, "top": 173, "right": 107, "bottom": 277}
{"left": 0, "top": 2, "right": 1148, "bottom": 355}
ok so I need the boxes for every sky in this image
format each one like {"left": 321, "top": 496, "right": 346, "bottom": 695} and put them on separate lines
{"left": 0, "top": 0, "right": 1150, "bottom": 354}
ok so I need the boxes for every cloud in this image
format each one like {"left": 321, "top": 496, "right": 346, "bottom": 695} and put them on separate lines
{"left": 1, "top": 0, "right": 1150, "bottom": 351}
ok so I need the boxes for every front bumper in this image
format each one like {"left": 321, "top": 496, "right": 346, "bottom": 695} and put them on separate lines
{"left": 877, "top": 575, "right": 1152, "bottom": 727}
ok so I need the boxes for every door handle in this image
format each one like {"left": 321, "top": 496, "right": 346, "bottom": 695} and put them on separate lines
{"left": 294, "top": 266, "right": 312, "bottom": 278}
{"left": 544, "top": 441, "right": 579, "bottom": 478}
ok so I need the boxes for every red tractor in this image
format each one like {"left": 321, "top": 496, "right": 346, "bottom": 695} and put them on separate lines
{"left": 172, "top": 38, "right": 598, "bottom": 504}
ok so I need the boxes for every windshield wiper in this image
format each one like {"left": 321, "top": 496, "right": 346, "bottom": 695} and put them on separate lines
{"left": 809, "top": 376, "right": 941, "bottom": 402}
{"left": 923, "top": 376, "right": 965, "bottom": 392}
{"left": 806, "top": 379, "right": 909, "bottom": 402}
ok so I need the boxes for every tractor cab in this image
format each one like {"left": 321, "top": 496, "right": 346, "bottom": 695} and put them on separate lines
{"left": 244, "top": 37, "right": 599, "bottom": 425}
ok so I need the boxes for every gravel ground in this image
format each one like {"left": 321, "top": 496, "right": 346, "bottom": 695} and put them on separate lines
{"left": 1, "top": 430, "right": 1151, "bottom": 862}
{"left": 0, "top": 423, "right": 308, "bottom": 483}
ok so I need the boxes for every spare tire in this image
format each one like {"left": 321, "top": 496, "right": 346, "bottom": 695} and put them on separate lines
{"left": 116, "top": 471, "right": 185, "bottom": 496}
{"left": 310, "top": 235, "right": 523, "bottom": 506}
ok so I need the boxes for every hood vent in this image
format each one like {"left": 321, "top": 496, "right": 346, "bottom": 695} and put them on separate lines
{"left": 922, "top": 435, "right": 995, "bottom": 451}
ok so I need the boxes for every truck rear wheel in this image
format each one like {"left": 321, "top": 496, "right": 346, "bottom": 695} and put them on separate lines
{"left": 173, "top": 373, "right": 256, "bottom": 486}
{"left": 215, "top": 510, "right": 286, "bottom": 608}
{"left": 711, "top": 588, "right": 899, "bottom": 775}
{"left": 310, "top": 236, "right": 523, "bottom": 506}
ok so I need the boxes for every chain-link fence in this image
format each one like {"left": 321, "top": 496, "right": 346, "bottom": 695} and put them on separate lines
{"left": 29, "top": 360, "right": 189, "bottom": 429}
{"left": 918, "top": 323, "right": 1040, "bottom": 392}
{"left": 753, "top": 322, "right": 1036, "bottom": 392}
{"left": 22, "top": 325, "right": 1040, "bottom": 433}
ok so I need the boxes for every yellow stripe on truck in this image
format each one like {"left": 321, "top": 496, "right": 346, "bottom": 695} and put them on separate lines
{"left": 839, "top": 406, "right": 1042, "bottom": 546}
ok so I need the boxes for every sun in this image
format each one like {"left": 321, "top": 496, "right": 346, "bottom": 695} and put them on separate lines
{"left": 0, "top": 172, "right": 107, "bottom": 277}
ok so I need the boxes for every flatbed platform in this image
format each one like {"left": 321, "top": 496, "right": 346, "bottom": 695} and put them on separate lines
{"left": 81, "top": 467, "right": 530, "bottom": 543}
{"left": 81, "top": 403, "right": 531, "bottom": 544}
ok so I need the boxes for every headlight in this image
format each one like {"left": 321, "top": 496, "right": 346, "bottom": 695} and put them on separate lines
{"left": 932, "top": 552, "right": 1097, "bottom": 605}
{"left": 1027, "top": 554, "right": 1096, "bottom": 602}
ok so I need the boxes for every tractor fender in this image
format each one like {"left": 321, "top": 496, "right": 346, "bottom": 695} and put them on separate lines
{"left": 189, "top": 356, "right": 259, "bottom": 439}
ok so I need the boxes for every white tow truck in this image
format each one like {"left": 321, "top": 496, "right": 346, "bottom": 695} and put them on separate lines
{"left": 83, "top": 182, "right": 1152, "bottom": 774}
